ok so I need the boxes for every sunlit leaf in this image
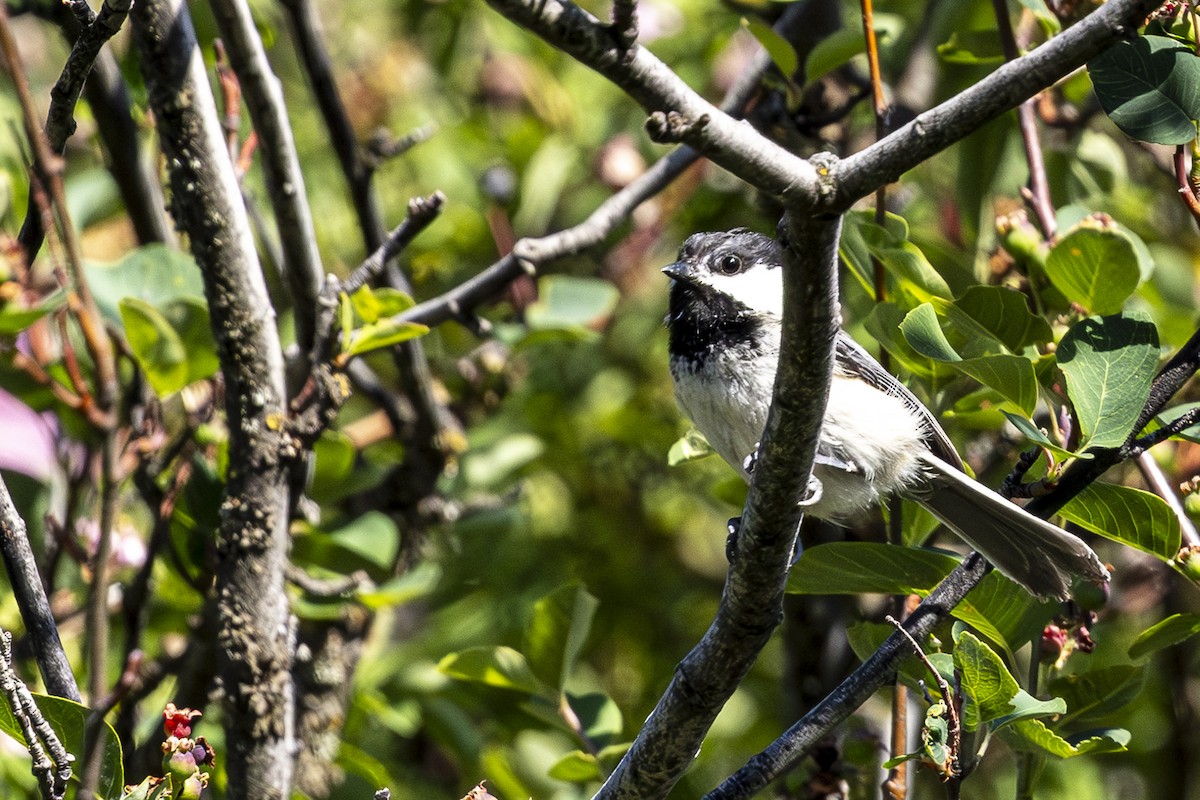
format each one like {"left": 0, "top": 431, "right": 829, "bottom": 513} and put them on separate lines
{"left": 1057, "top": 312, "right": 1158, "bottom": 450}
{"left": 1044, "top": 222, "right": 1142, "bottom": 316}
{"left": 1129, "top": 613, "right": 1200, "bottom": 659}
{"left": 523, "top": 583, "right": 599, "bottom": 690}
{"left": 668, "top": 429, "right": 714, "bottom": 466}
{"left": 0, "top": 692, "right": 123, "bottom": 798}
{"left": 526, "top": 276, "right": 619, "bottom": 331}
{"left": 438, "top": 646, "right": 548, "bottom": 695}
{"left": 1059, "top": 483, "right": 1180, "bottom": 558}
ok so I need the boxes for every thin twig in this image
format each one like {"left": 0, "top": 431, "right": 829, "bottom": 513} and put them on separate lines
{"left": 993, "top": 0, "right": 1056, "bottom": 238}
{"left": 1, "top": 631, "right": 72, "bottom": 800}
{"left": 885, "top": 615, "right": 960, "bottom": 782}
{"left": 1173, "top": 145, "right": 1200, "bottom": 228}
{"left": 1136, "top": 451, "right": 1200, "bottom": 547}
{"left": 19, "top": 0, "right": 133, "bottom": 260}
{"left": 0, "top": 474, "right": 80, "bottom": 702}
{"left": 212, "top": 0, "right": 325, "bottom": 361}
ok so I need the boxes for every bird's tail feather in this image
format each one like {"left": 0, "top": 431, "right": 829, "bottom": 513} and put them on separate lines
{"left": 916, "top": 453, "right": 1109, "bottom": 601}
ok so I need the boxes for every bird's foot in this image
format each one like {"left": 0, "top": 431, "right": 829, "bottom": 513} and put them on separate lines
{"left": 798, "top": 474, "right": 823, "bottom": 508}
{"left": 726, "top": 517, "right": 741, "bottom": 562}
{"left": 742, "top": 443, "right": 761, "bottom": 476}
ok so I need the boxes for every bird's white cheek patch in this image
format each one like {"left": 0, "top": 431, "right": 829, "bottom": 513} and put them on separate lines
{"left": 705, "top": 264, "right": 783, "bottom": 316}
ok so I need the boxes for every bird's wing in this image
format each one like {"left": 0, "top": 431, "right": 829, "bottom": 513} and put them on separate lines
{"left": 834, "top": 333, "right": 964, "bottom": 471}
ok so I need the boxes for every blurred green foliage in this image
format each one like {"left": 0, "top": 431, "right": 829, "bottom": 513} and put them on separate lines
{"left": 3, "top": 0, "right": 1200, "bottom": 799}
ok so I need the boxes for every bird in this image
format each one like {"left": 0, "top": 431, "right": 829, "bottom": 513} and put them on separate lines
{"left": 663, "top": 228, "right": 1109, "bottom": 601}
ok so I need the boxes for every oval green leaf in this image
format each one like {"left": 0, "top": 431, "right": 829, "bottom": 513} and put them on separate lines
{"left": 1129, "top": 612, "right": 1200, "bottom": 659}
{"left": 1088, "top": 35, "right": 1200, "bottom": 145}
{"left": 120, "top": 297, "right": 189, "bottom": 396}
{"left": 1057, "top": 312, "right": 1159, "bottom": 450}
{"left": 0, "top": 692, "right": 124, "bottom": 798}
{"left": 1059, "top": 482, "right": 1180, "bottom": 558}
{"left": 1044, "top": 222, "right": 1141, "bottom": 316}
{"left": 523, "top": 583, "right": 599, "bottom": 691}
{"left": 438, "top": 646, "right": 548, "bottom": 695}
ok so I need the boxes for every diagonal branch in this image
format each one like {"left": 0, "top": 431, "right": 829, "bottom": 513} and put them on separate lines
{"left": 486, "top": 0, "right": 1159, "bottom": 212}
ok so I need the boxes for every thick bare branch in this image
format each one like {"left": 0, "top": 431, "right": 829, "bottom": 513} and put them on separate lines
{"left": 130, "top": 1, "right": 295, "bottom": 797}
{"left": 486, "top": 0, "right": 1160, "bottom": 212}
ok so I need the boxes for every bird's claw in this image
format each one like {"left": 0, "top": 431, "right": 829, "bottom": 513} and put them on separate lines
{"left": 742, "top": 443, "right": 761, "bottom": 476}
{"left": 726, "top": 517, "right": 741, "bottom": 562}
{"left": 798, "top": 474, "right": 823, "bottom": 508}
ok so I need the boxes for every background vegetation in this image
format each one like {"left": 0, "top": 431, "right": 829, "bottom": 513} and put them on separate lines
{"left": 1, "top": 0, "right": 1200, "bottom": 798}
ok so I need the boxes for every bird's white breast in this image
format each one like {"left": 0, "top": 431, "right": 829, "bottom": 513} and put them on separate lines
{"left": 672, "top": 341, "right": 928, "bottom": 522}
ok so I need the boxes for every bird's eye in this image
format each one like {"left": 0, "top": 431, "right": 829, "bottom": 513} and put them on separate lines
{"left": 716, "top": 254, "right": 742, "bottom": 275}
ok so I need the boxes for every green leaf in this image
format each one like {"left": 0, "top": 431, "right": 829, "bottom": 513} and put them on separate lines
{"left": 1059, "top": 482, "right": 1180, "bottom": 558}
{"left": 438, "top": 646, "right": 548, "bottom": 695}
{"left": 900, "top": 305, "right": 1038, "bottom": 414}
{"left": 856, "top": 220, "right": 953, "bottom": 302}
{"left": 1048, "top": 665, "right": 1143, "bottom": 725}
{"left": 459, "top": 432, "right": 545, "bottom": 488}
{"left": 804, "top": 14, "right": 902, "bottom": 81}
{"left": 804, "top": 28, "right": 866, "bottom": 82}
{"left": 297, "top": 511, "right": 400, "bottom": 574}
{"left": 85, "top": 244, "right": 206, "bottom": 322}
{"left": 1057, "top": 312, "right": 1159, "bottom": 450}
{"left": 526, "top": 276, "right": 619, "bottom": 331}
{"left": 956, "top": 571, "right": 1057, "bottom": 655}
{"left": 348, "top": 285, "right": 416, "bottom": 323}
{"left": 788, "top": 542, "right": 959, "bottom": 596}
{"left": 356, "top": 563, "right": 442, "bottom": 610}
{"left": 0, "top": 692, "right": 123, "bottom": 798}
{"left": 1044, "top": 222, "right": 1142, "bottom": 316}
{"left": 954, "top": 631, "right": 1023, "bottom": 731}
{"left": 1001, "top": 412, "right": 1086, "bottom": 460}
{"left": 1002, "top": 720, "right": 1130, "bottom": 757}
{"left": 667, "top": 429, "right": 714, "bottom": 466}
{"left": 568, "top": 691, "right": 624, "bottom": 747}
{"left": 1089, "top": 35, "right": 1200, "bottom": 145}
{"left": 523, "top": 583, "right": 599, "bottom": 690}
{"left": 990, "top": 690, "right": 1067, "bottom": 730}
{"left": 160, "top": 297, "right": 220, "bottom": 384}
{"left": 937, "top": 30, "right": 1005, "bottom": 65}
{"left": 788, "top": 542, "right": 1047, "bottom": 654}
{"left": 342, "top": 318, "right": 430, "bottom": 359}
{"left": 864, "top": 303, "right": 952, "bottom": 382}
{"left": 954, "top": 355, "right": 1039, "bottom": 417}
{"left": 742, "top": 17, "right": 798, "bottom": 78}
{"left": 901, "top": 303, "right": 960, "bottom": 362}
{"left": 1129, "top": 613, "right": 1200, "bottom": 659}
{"left": 944, "top": 286, "right": 1053, "bottom": 352}
{"left": 0, "top": 292, "right": 63, "bottom": 335}
{"left": 548, "top": 750, "right": 603, "bottom": 782}
{"left": 120, "top": 297, "right": 189, "bottom": 396}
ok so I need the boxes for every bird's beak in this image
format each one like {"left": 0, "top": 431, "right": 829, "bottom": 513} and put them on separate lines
{"left": 661, "top": 263, "right": 696, "bottom": 287}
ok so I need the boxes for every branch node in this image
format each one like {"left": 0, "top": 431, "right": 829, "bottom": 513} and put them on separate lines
{"left": 644, "top": 111, "right": 709, "bottom": 144}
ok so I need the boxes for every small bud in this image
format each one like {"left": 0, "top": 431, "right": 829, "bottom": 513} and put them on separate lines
{"left": 1039, "top": 623, "right": 1067, "bottom": 663}
{"left": 162, "top": 704, "right": 202, "bottom": 739}
{"left": 1174, "top": 546, "right": 1200, "bottom": 584}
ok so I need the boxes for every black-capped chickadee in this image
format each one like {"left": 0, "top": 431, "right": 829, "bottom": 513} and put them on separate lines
{"left": 663, "top": 228, "right": 1108, "bottom": 600}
